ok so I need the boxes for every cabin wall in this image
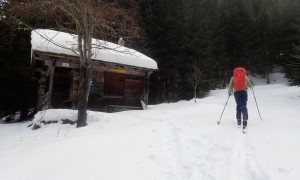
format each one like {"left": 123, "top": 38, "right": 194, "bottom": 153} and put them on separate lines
{"left": 32, "top": 52, "right": 152, "bottom": 112}
{"left": 88, "top": 63, "right": 146, "bottom": 111}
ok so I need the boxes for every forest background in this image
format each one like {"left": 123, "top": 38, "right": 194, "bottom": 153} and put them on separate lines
{"left": 0, "top": 0, "right": 300, "bottom": 120}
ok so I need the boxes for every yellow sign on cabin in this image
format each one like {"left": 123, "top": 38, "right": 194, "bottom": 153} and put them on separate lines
{"left": 108, "top": 68, "right": 127, "bottom": 73}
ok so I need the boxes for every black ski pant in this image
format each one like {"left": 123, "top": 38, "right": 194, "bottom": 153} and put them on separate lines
{"left": 234, "top": 90, "right": 248, "bottom": 121}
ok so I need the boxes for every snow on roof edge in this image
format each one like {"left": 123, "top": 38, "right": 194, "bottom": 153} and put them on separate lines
{"left": 31, "top": 29, "right": 158, "bottom": 70}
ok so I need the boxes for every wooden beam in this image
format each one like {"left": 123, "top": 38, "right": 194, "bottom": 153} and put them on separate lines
{"left": 143, "top": 71, "right": 150, "bottom": 105}
{"left": 37, "top": 77, "right": 46, "bottom": 111}
{"left": 47, "top": 66, "right": 55, "bottom": 109}
{"left": 71, "top": 69, "right": 79, "bottom": 109}
{"left": 45, "top": 60, "right": 54, "bottom": 67}
{"left": 46, "top": 67, "right": 52, "bottom": 76}
{"left": 55, "top": 61, "right": 80, "bottom": 69}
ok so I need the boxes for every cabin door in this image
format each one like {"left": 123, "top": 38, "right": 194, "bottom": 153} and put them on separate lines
{"left": 52, "top": 67, "right": 72, "bottom": 108}
{"left": 104, "top": 72, "right": 144, "bottom": 106}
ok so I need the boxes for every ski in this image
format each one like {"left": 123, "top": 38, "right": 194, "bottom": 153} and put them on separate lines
{"left": 242, "top": 127, "right": 247, "bottom": 134}
{"left": 237, "top": 122, "right": 246, "bottom": 133}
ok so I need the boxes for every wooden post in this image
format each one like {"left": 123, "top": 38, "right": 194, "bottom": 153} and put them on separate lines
{"left": 71, "top": 70, "right": 80, "bottom": 109}
{"left": 37, "top": 78, "right": 46, "bottom": 111}
{"left": 47, "top": 66, "right": 55, "bottom": 109}
{"left": 143, "top": 71, "right": 150, "bottom": 105}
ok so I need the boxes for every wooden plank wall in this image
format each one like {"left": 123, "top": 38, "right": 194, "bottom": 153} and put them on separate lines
{"left": 32, "top": 51, "right": 154, "bottom": 111}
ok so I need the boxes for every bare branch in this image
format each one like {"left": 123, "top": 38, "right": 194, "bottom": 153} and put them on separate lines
{"left": 184, "top": 62, "right": 206, "bottom": 102}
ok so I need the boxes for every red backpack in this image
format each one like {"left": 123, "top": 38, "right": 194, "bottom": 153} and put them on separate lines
{"left": 233, "top": 67, "right": 247, "bottom": 90}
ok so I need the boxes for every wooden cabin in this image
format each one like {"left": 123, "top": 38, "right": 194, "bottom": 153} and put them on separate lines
{"left": 30, "top": 29, "right": 158, "bottom": 112}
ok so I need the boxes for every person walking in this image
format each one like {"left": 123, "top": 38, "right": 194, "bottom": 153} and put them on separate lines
{"left": 228, "top": 67, "right": 253, "bottom": 129}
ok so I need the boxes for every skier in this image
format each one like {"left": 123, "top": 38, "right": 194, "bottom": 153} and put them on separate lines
{"left": 228, "top": 67, "right": 253, "bottom": 130}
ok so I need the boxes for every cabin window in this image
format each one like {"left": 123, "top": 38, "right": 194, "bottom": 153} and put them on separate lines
{"left": 104, "top": 73, "right": 125, "bottom": 96}
{"left": 90, "top": 77, "right": 97, "bottom": 92}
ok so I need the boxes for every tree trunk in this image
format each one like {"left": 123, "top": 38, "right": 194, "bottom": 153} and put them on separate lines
{"left": 20, "top": 106, "right": 29, "bottom": 121}
{"left": 194, "top": 86, "right": 197, "bottom": 103}
{"left": 266, "top": 72, "right": 270, "bottom": 84}
{"left": 77, "top": 65, "right": 92, "bottom": 128}
{"left": 76, "top": 0, "right": 93, "bottom": 128}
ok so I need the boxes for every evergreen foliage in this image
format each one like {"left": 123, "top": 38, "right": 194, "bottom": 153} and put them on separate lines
{"left": 0, "top": 21, "right": 37, "bottom": 120}
{"left": 141, "top": 0, "right": 300, "bottom": 102}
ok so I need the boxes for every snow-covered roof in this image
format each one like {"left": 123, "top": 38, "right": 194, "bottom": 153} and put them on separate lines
{"left": 31, "top": 29, "right": 158, "bottom": 70}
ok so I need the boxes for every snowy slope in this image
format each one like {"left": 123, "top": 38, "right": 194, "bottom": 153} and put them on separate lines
{"left": 0, "top": 72, "right": 300, "bottom": 180}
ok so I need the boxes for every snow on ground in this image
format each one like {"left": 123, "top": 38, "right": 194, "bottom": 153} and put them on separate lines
{"left": 0, "top": 72, "right": 300, "bottom": 180}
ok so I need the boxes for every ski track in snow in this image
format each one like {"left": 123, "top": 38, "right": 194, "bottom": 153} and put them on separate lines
{"left": 148, "top": 112, "right": 190, "bottom": 180}
{"left": 230, "top": 131, "right": 269, "bottom": 180}
{"left": 161, "top": 119, "right": 190, "bottom": 180}
{"left": 148, "top": 110, "right": 270, "bottom": 180}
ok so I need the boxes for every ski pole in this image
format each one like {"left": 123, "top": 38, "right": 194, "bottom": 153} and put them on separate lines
{"left": 252, "top": 88, "right": 263, "bottom": 121}
{"left": 217, "top": 95, "right": 231, "bottom": 124}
